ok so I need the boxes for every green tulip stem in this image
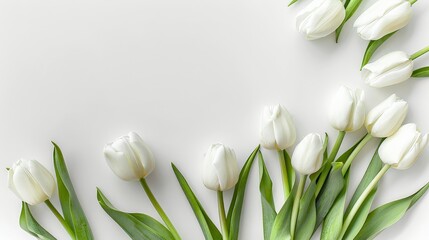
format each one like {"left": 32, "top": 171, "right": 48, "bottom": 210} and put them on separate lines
{"left": 342, "top": 134, "right": 373, "bottom": 176}
{"left": 278, "top": 150, "right": 291, "bottom": 200}
{"left": 315, "top": 131, "right": 346, "bottom": 196}
{"left": 338, "top": 164, "right": 390, "bottom": 239}
{"left": 410, "top": 45, "right": 429, "bottom": 60}
{"left": 217, "top": 191, "right": 229, "bottom": 240}
{"left": 45, "top": 200, "right": 76, "bottom": 240}
{"left": 409, "top": 0, "right": 417, "bottom": 5}
{"left": 140, "top": 178, "right": 181, "bottom": 240}
{"left": 290, "top": 174, "right": 306, "bottom": 240}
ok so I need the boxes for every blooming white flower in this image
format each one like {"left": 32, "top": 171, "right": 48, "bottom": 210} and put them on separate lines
{"left": 8, "top": 159, "right": 56, "bottom": 205}
{"left": 296, "top": 0, "right": 346, "bottom": 40}
{"left": 329, "top": 86, "right": 366, "bottom": 132}
{"left": 365, "top": 94, "right": 408, "bottom": 138}
{"left": 260, "top": 104, "right": 296, "bottom": 150}
{"left": 203, "top": 144, "right": 239, "bottom": 191}
{"left": 104, "top": 132, "right": 155, "bottom": 181}
{"left": 363, "top": 51, "right": 413, "bottom": 88}
{"left": 291, "top": 133, "right": 324, "bottom": 175}
{"left": 354, "top": 0, "right": 412, "bottom": 40}
{"left": 379, "top": 123, "right": 428, "bottom": 169}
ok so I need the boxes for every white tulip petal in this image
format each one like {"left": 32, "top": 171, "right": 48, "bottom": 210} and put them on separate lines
{"left": 203, "top": 144, "right": 238, "bottom": 191}
{"left": 370, "top": 101, "right": 408, "bottom": 137}
{"left": 13, "top": 164, "right": 48, "bottom": 205}
{"left": 104, "top": 146, "right": 139, "bottom": 181}
{"left": 27, "top": 160, "right": 55, "bottom": 199}
{"left": 260, "top": 105, "right": 296, "bottom": 150}
{"left": 292, "top": 133, "right": 324, "bottom": 175}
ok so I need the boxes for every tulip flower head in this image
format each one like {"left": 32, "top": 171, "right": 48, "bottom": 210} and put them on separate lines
{"left": 260, "top": 104, "right": 296, "bottom": 150}
{"left": 363, "top": 51, "right": 413, "bottom": 88}
{"left": 104, "top": 132, "right": 155, "bottom": 181}
{"left": 329, "top": 86, "right": 366, "bottom": 132}
{"left": 354, "top": 0, "right": 412, "bottom": 40}
{"left": 379, "top": 123, "right": 428, "bottom": 169}
{"left": 365, "top": 94, "right": 408, "bottom": 138}
{"left": 296, "top": 0, "right": 346, "bottom": 40}
{"left": 203, "top": 144, "right": 239, "bottom": 191}
{"left": 291, "top": 133, "right": 324, "bottom": 175}
{"left": 8, "top": 159, "right": 56, "bottom": 205}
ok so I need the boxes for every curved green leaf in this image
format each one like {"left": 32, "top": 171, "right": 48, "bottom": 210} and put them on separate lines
{"left": 97, "top": 189, "right": 174, "bottom": 240}
{"left": 355, "top": 181, "right": 429, "bottom": 240}
{"left": 412, "top": 66, "right": 429, "bottom": 78}
{"left": 19, "top": 202, "right": 57, "bottom": 240}
{"left": 52, "top": 142, "right": 93, "bottom": 239}
{"left": 269, "top": 190, "right": 295, "bottom": 240}
{"left": 257, "top": 151, "right": 277, "bottom": 240}
{"left": 295, "top": 182, "right": 317, "bottom": 240}
{"left": 227, "top": 145, "right": 260, "bottom": 240}
{"left": 335, "top": 0, "right": 365, "bottom": 42}
{"left": 278, "top": 149, "right": 296, "bottom": 198}
{"left": 171, "top": 164, "right": 222, "bottom": 240}
{"left": 361, "top": 32, "right": 396, "bottom": 69}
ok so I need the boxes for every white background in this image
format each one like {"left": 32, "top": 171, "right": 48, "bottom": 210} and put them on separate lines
{"left": 1, "top": 0, "right": 429, "bottom": 239}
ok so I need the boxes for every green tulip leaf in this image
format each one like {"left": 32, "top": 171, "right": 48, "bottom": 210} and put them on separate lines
{"left": 361, "top": 32, "right": 396, "bottom": 69}
{"left": 295, "top": 182, "right": 317, "bottom": 240}
{"left": 257, "top": 151, "right": 277, "bottom": 240}
{"left": 412, "top": 66, "right": 429, "bottom": 78}
{"left": 321, "top": 171, "right": 349, "bottom": 240}
{"left": 355, "top": 181, "right": 429, "bottom": 240}
{"left": 335, "top": 0, "right": 365, "bottom": 42}
{"left": 52, "top": 142, "right": 93, "bottom": 239}
{"left": 171, "top": 163, "right": 222, "bottom": 240}
{"left": 227, "top": 145, "right": 260, "bottom": 240}
{"left": 97, "top": 189, "right": 174, "bottom": 240}
{"left": 269, "top": 189, "right": 295, "bottom": 240}
{"left": 19, "top": 202, "right": 57, "bottom": 240}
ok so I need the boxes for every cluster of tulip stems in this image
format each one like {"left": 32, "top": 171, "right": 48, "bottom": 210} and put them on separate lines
{"left": 295, "top": 0, "right": 429, "bottom": 87}
{"left": 7, "top": 86, "right": 429, "bottom": 240}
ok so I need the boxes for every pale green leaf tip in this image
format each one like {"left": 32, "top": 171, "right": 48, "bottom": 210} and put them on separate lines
{"left": 6, "top": 167, "right": 10, "bottom": 171}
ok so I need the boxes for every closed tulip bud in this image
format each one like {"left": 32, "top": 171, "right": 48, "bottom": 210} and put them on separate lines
{"left": 104, "top": 132, "right": 155, "bottom": 181}
{"left": 203, "top": 144, "right": 239, "bottom": 191}
{"left": 8, "top": 159, "right": 56, "bottom": 205}
{"left": 260, "top": 104, "right": 296, "bottom": 150}
{"left": 296, "top": 0, "right": 346, "bottom": 40}
{"left": 291, "top": 133, "right": 324, "bottom": 175}
{"left": 363, "top": 51, "right": 413, "bottom": 88}
{"left": 329, "top": 86, "right": 366, "bottom": 132}
{"left": 379, "top": 123, "right": 428, "bottom": 169}
{"left": 365, "top": 94, "right": 408, "bottom": 138}
{"left": 354, "top": 0, "right": 412, "bottom": 40}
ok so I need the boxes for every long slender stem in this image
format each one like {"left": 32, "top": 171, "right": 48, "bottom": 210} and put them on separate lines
{"left": 278, "top": 150, "right": 291, "bottom": 200}
{"left": 410, "top": 45, "right": 429, "bottom": 60}
{"left": 342, "top": 134, "right": 372, "bottom": 176}
{"left": 290, "top": 174, "right": 306, "bottom": 240}
{"left": 315, "top": 131, "right": 346, "bottom": 196}
{"left": 140, "top": 178, "right": 181, "bottom": 240}
{"left": 45, "top": 200, "right": 76, "bottom": 240}
{"left": 217, "top": 191, "right": 229, "bottom": 240}
{"left": 338, "top": 164, "right": 390, "bottom": 239}
{"left": 409, "top": 0, "right": 417, "bottom": 5}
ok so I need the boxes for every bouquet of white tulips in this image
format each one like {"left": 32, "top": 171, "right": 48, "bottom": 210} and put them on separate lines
{"left": 7, "top": 87, "right": 429, "bottom": 240}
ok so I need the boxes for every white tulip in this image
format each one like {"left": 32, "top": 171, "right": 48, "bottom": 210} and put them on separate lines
{"left": 8, "top": 159, "right": 56, "bottom": 205}
{"left": 363, "top": 51, "right": 413, "bottom": 88}
{"left": 329, "top": 86, "right": 366, "bottom": 132}
{"left": 365, "top": 94, "right": 408, "bottom": 138}
{"left": 354, "top": 0, "right": 412, "bottom": 40}
{"left": 104, "top": 132, "right": 155, "bottom": 181}
{"left": 379, "top": 123, "right": 428, "bottom": 169}
{"left": 260, "top": 104, "right": 296, "bottom": 150}
{"left": 296, "top": 0, "right": 346, "bottom": 40}
{"left": 291, "top": 133, "right": 324, "bottom": 175}
{"left": 203, "top": 144, "right": 239, "bottom": 191}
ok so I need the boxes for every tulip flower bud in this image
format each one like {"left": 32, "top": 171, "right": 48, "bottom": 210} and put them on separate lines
{"left": 363, "top": 51, "right": 413, "bottom": 88}
{"left": 203, "top": 144, "right": 239, "bottom": 191}
{"left": 365, "top": 94, "right": 408, "bottom": 138}
{"left": 379, "top": 124, "right": 428, "bottom": 169}
{"left": 104, "top": 132, "right": 155, "bottom": 181}
{"left": 296, "top": 0, "right": 346, "bottom": 40}
{"left": 8, "top": 159, "right": 56, "bottom": 205}
{"left": 354, "top": 0, "right": 412, "bottom": 40}
{"left": 291, "top": 133, "right": 324, "bottom": 175}
{"left": 329, "top": 86, "right": 366, "bottom": 132}
{"left": 260, "top": 104, "right": 296, "bottom": 150}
